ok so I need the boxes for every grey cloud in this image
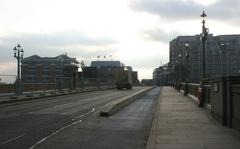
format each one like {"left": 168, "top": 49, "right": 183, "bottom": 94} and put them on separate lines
{"left": 209, "top": 0, "right": 240, "bottom": 21}
{"left": 126, "top": 56, "right": 168, "bottom": 69}
{"left": 140, "top": 28, "right": 180, "bottom": 43}
{"left": 130, "top": 0, "right": 240, "bottom": 24}
{"left": 0, "top": 32, "right": 117, "bottom": 63}
{"left": 2, "top": 31, "right": 116, "bottom": 47}
{"left": 130, "top": 0, "right": 203, "bottom": 20}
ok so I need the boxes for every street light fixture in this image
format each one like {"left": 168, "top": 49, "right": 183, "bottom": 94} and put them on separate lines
{"left": 199, "top": 11, "right": 209, "bottom": 107}
{"left": 13, "top": 44, "right": 24, "bottom": 95}
{"left": 220, "top": 43, "right": 229, "bottom": 76}
{"left": 184, "top": 43, "right": 190, "bottom": 95}
{"left": 176, "top": 54, "right": 182, "bottom": 90}
{"left": 58, "top": 57, "right": 64, "bottom": 92}
{"left": 185, "top": 43, "right": 189, "bottom": 74}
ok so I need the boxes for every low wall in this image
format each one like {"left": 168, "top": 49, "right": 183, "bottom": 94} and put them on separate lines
{"left": 232, "top": 85, "right": 240, "bottom": 131}
{"left": 0, "top": 84, "right": 15, "bottom": 93}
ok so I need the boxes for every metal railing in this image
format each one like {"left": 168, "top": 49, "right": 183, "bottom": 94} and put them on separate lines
{"left": 0, "top": 78, "right": 115, "bottom": 96}
{"left": 177, "top": 82, "right": 211, "bottom": 105}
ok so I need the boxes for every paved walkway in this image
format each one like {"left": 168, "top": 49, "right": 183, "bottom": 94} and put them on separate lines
{"left": 147, "top": 87, "right": 240, "bottom": 149}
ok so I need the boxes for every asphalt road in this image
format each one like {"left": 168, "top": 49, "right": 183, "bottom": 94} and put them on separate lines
{"left": 33, "top": 87, "right": 160, "bottom": 149}
{"left": 0, "top": 87, "right": 150, "bottom": 149}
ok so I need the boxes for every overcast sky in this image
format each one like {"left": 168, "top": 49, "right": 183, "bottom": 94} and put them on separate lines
{"left": 0, "top": 0, "right": 240, "bottom": 82}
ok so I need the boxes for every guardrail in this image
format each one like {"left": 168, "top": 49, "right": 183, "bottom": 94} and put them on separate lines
{"left": 0, "top": 78, "right": 115, "bottom": 96}
{"left": 175, "top": 82, "right": 211, "bottom": 105}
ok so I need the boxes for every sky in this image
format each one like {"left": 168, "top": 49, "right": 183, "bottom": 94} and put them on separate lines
{"left": 0, "top": 0, "right": 240, "bottom": 82}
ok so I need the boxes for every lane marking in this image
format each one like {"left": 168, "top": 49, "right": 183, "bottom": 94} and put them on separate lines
{"left": 71, "top": 108, "right": 95, "bottom": 121}
{"left": 0, "top": 134, "right": 25, "bottom": 146}
{"left": 29, "top": 119, "right": 82, "bottom": 149}
{"left": 30, "top": 102, "right": 112, "bottom": 149}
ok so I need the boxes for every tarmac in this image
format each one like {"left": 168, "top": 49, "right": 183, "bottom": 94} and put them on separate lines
{"left": 0, "top": 87, "right": 113, "bottom": 105}
{"left": 147, "top": 86, "right": 240, "bottom": 149}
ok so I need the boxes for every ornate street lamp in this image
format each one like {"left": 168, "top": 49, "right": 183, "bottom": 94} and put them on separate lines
{"left": 13, "top": 44, "right": 24, "bottom": 95}
{"left": 184, "top": 43, "right": 189, "bottom": 95}
{"left": 185, "top": 43, "right": 190, "bottom": 77}
{"left": 199, "top": 11, "right": 209, "bottom": 107}
{"left": 220, "top": 43, "right": 229, "bottom": 76}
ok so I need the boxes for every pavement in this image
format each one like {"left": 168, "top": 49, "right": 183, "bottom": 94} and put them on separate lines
{"left": 100, "top": 86, "right": 153, "bottom": 116}
{"left": 147, "top": 86, "right": 240, "bottom": 149}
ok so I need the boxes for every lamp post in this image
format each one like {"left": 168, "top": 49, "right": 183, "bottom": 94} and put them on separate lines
{"left": 178, "top": 54, "right": 182, "bottom": 82}
{"left": 220, "top": 43, "right": 229, "bottom": 76}
{"left": 175, "top": 54, "right": 182, "bottom": 90}
{"left": 58, "top": 57, "right": 64, "bottom": 92}
{"left": 185, "top": 43, "right": 190, "bottom": 79}
{"left": 13, "top": 44, "right": 24, "bottom": 95}
{"left": 184, "top": 43, "right": 189, "bottom": 95}
{"left": 199, "top": 11, "right": 209, "bottom": 107}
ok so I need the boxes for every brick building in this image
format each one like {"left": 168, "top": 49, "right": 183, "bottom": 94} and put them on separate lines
{"left": 21, "top": 54, "right": 79, "bottom": 88}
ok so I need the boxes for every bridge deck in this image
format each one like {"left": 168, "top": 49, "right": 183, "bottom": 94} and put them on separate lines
{"left": 147, "top": 87, "right": 240, "bottom": 149}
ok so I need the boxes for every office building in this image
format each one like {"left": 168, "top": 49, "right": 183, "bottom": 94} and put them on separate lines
{"left": 82, "top": 60, "right": 139, "bottom": 84}
{"left": 21, "top": 54, "right": 79, "bottom": 88}
{"left": 169, "top": 34, "right": 240, "bottom": 83}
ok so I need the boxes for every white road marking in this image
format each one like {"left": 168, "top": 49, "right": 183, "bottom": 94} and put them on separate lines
{"left": 71, "top": 108, "right": 95, "bottom": 121}
{"left": 29, "top": 119, "right": 82, "bottom": 149}
{"left": 0, "top": 134, "right": 25, "bottom": 146}
{"left": 30, "top": 103, "right": 112, "bottom": 149}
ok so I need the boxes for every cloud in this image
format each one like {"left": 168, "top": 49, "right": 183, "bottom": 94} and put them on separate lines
{"left": 126, "top": 56, "right": 169, "bottom": 79}
{"left": 130, "top": 0, "right": 203, "bottom": 20}
{"left": 140, "top": 28, "right": 180, "bottom": 43}
{"left": 209, "top": 0, "right": 240, "bottom": 22}
{"left": 0, "top": 31, "right": 117, "bottom": 62}
{"left": 121, "top": 55, "right": 169, "bottom": 69}
{"left": 130, "top": 0, "right": 240, "bottom": 24}
{"left": 0, "top": 31, "right": 119, "bottom": 77}
{"left": 1, "top": 31, "right": 116, "bottom": 48}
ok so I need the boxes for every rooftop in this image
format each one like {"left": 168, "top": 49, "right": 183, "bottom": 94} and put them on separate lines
{"left": 22, "top": 54, "right": 79, "bottom": 64}
{"left": 90, "top": 61, "right": 125, "bottom": 68}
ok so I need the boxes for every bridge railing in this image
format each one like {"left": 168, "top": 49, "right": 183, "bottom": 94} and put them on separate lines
{"left": 177, "top": 82, "right": 211, "bottom": 105}
{"left": 0, "top": 78, "right": 115, "bottom": 96}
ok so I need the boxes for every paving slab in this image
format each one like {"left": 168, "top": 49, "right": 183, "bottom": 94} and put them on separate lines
{"left": 147, "top": 87, "right": 240, "bottom": 149}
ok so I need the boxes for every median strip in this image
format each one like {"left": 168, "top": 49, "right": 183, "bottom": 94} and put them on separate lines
{"left": 100, "top": 87, "right": 154, "bottom": 117}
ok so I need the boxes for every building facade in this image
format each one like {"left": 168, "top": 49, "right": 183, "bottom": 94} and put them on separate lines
{"left": 153, "top": 64, "right": 171, "bottom": 86}
{"left": 82, "top": 60, "right": 139, "bottom": 85}
{"left": 153, "top": 68, "right": 161, "bottom": 86}
{"left": 169, "top": 34, "right": 240, "bottom": 83}
{"left": 21, "top": 54, "right": 79, "bottom": 88}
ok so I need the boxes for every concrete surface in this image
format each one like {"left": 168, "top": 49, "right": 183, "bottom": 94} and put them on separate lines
{"left": 0, "top": 87, "right": 148, "bottom": 149}
{"left": 100, "top": 86, "right": 154, "bottom": 116}
{"left": 0, "top": 87, "right": 114, "bottom": 105}
{"left": 32, "top": 87, "right": 160, "bottom": 149}
{"left": 147, "top": 87, "right": 240, "bottom": 149}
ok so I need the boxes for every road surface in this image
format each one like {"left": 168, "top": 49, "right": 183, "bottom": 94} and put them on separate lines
{"left": 0, "top": 87, "right": 160, "bottom": 149}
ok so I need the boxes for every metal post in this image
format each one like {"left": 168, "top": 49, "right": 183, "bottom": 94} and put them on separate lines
{"left": 221, "top": 43, "right": 228, "bottom": 76}
{"left": 80, "top": 61, "right": 85, "bottom": 90}
{"left": 179, "top": 54, "right": 183, "bottom": 90}
{"left": 199, "top": 11, "right": 208, "bottom": 107}
{"left": 184, "top": 43, "right": 189, "bottom": 95}
{"left": 13, "top": 44, "right": 24, "bottom": 95}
